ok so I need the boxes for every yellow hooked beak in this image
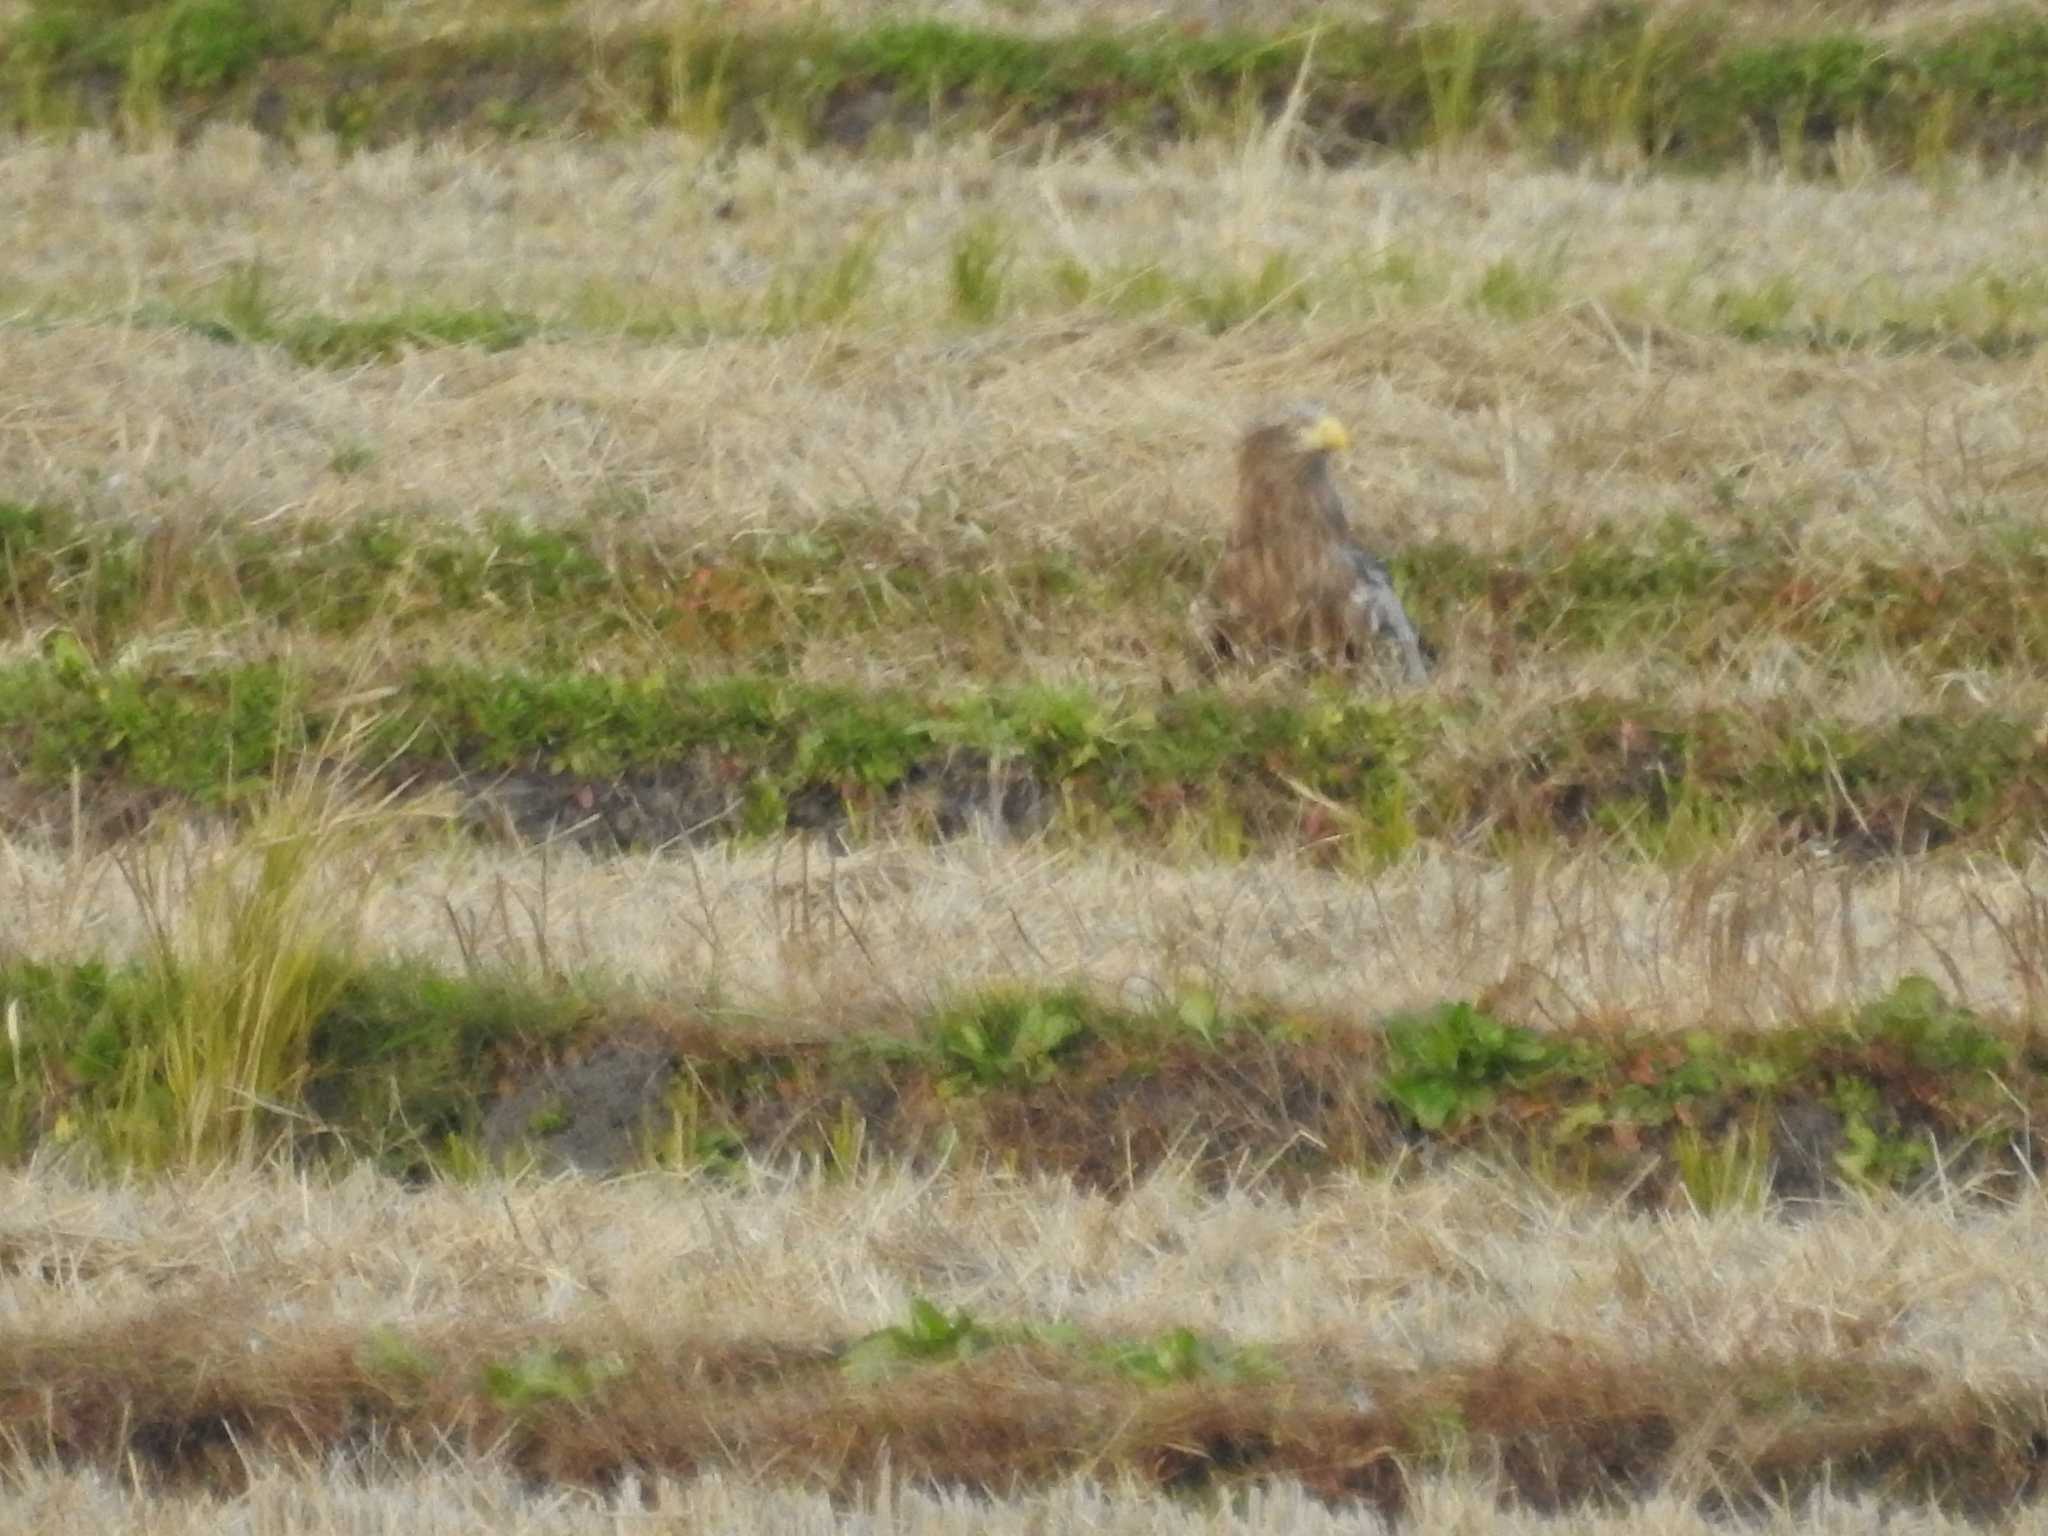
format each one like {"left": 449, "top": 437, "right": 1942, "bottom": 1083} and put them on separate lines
{"left": 1298, "top": 413, "right": 1351, "bottom": 454}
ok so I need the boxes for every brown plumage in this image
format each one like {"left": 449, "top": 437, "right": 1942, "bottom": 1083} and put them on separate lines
{"left": 1205, "top": 402, "right": 1429, "bottom": 684}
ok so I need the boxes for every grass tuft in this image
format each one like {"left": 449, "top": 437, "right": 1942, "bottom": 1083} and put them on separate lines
{"left": 107, "top": 721, "right": 428, "bottom": 1167}
{"left": 948, "top": 216, "right": 1013, "bottom": 325}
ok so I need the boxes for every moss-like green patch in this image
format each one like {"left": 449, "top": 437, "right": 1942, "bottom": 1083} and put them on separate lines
{"left": 4, "top": 4, "right": 2047, "bottom": 175}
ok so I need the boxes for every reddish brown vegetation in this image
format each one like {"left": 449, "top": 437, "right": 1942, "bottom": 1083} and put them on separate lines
{"left": 6, "top": 1304, "right": 2045, "bottom": 1519}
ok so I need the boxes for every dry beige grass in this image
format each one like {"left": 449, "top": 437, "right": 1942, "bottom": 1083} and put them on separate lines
{"left": 4, "top": 274, "right": 2043, "bottom": 568}
{"left": 6, "top": 1161, "right": 2047, "bottom": 1386}
{"left": 6, "top": 833, "right": 2047, "bottom": 1028}
{"left": 5, "top": 137, "right": 2043, "bottom": 574}
{"left": 10, "top": 1462, "right": 2028, "bottom": 1535}
{"left": 9, "top": 130, "right": 2046, "bottom": 336}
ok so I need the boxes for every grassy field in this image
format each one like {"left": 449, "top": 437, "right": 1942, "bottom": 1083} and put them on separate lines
{"left": 5, "top": 0, "right": 2048, "bottom": 1528}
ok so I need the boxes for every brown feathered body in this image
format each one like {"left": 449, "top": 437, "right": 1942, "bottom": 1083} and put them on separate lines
{"left": 1209, "top": 408, "right": 1429, "bottom": 683}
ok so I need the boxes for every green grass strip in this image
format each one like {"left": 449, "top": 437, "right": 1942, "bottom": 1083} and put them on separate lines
{"left": 10, "top": 501, "right": 2048, "bottom": 678}
{"left": 2, "top": 954, "right": 2036, "bottom": 1213}
{"left": 4, "top": 4, "right": 2047, "bottom": 174}
{"left": 1, "top": 655, "right": 2044, "bottom": 857}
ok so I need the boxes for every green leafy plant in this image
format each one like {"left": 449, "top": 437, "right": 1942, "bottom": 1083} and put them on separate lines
{"left": 928, "top": 989, "right": 1089, "bottom": 1091}
{"left": 1856, "top": 974, "right": 2006, "bottom": 1072}
{"left": 1104, "top": 1326, "right": 1276, "bottom": 1387}
{"left": 482, "top": 1345, "right": 626, "bottom": 1412}
{"left": 7, "top": 640, "right": 2048, "bottom": 867}
{"left": 280, "top": 304, "right": 540, "bottom": 367}
{"left": 356, "top": 1326, "right": 438, "bottom": 1386}
{"left": 1595, "top": 1032, "right": 1789, "bottom": 1134}
{"left": 841, "top": 1298, "right": 1001, "bottom": 1382}
{"left": 1834, "top": 1111, "right": 1932, "bottom": 1192}
{"left": 842, "top": 1301, "right": 1271, "bottom": 1391}
{"left": 154, "top": 0, "right": 303, "bottom": 90}
{"left": 1382, "top": 1002, "right": 1559, "bottom": 1131}
{"left": 1829, "top": 1076, "right": 1932, "bottom": 1191}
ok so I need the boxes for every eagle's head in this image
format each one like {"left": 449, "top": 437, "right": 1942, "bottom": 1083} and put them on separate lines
{"left": 1238, "top": 403, "right": 1353, "bottom": 511}
{"left": 1247, "top": 400, "right": 1351, "bottom": 461}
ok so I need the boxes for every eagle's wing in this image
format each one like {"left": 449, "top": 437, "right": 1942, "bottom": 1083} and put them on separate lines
{"left": 1304, "top": 459, "right": 1431, "bottom": 683}
{"left": 1343, "top": 543, "right": 1431, "bottom": 684}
